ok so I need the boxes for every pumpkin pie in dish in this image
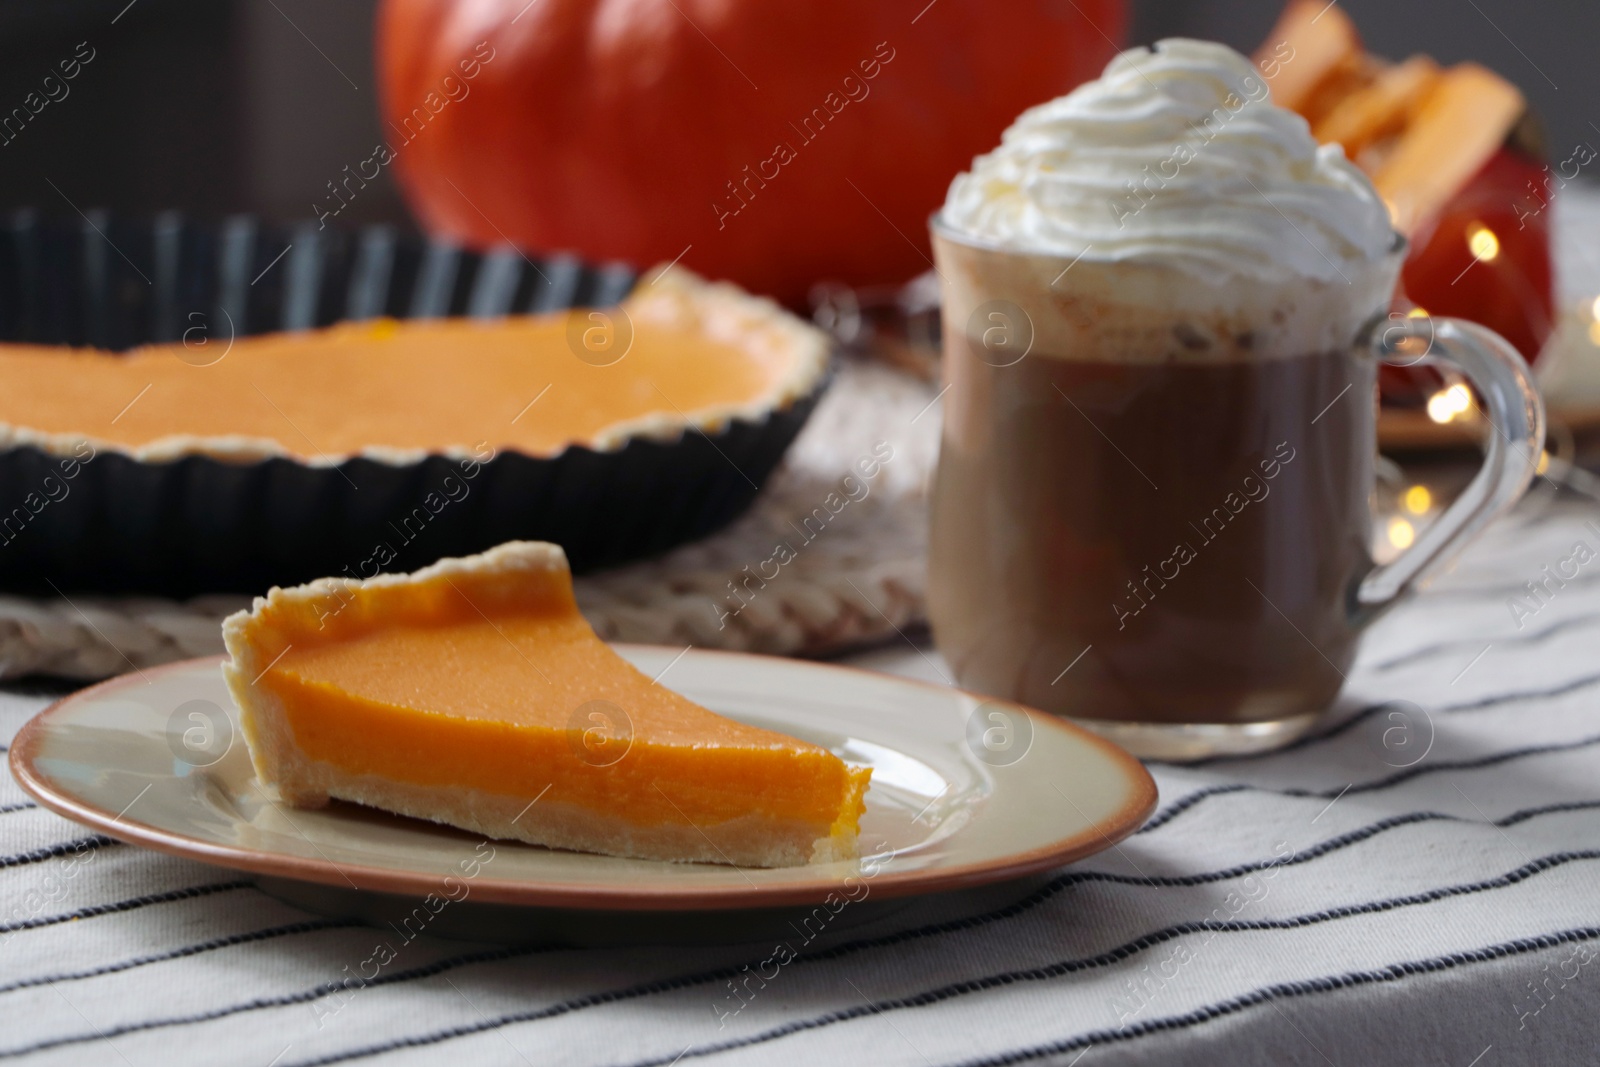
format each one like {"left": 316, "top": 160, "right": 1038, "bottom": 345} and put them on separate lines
{"left": 0, "top": 267, "right": 826, "bottom": 464}
{"left": 222, "top": 541, "right": 871, "bottom": 868}
{"left": 0, "top": 266, "right": 830, "bottom": 595}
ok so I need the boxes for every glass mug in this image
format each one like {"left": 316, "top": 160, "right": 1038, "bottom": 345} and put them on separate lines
{"left": 926, "top": 218, "right": 1545, "bottom": 760}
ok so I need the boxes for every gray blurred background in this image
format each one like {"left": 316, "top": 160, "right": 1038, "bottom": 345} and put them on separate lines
{"left": 0, "top": 0, "right": 1593, "bottom": 225}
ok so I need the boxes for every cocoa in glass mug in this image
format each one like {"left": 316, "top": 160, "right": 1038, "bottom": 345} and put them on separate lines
{"left": 926, "top": 220, "right": 1545, "bottom": 761}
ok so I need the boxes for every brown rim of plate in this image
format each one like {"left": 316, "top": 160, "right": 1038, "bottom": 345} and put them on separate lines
{"left": 8, "top": 650, "right": 1158, "bottom": 912}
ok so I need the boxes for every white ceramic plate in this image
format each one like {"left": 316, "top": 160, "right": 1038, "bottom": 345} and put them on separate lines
{"left": 10, "top": 648, "right": 1155, "bottom": 911}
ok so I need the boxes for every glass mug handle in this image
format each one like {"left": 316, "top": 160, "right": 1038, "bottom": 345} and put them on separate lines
{"left": 1354, "top": 315, "right": 1546, "bottom": 620}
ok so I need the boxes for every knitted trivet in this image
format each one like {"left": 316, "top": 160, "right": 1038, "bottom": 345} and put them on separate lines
{"left": 0, "top": 360, "right": 940, "bottom": 680}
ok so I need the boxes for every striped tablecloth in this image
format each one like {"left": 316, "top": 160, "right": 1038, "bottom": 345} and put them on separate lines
{"left": 2, "top": 487, "right": 1598, "bottom": 1066}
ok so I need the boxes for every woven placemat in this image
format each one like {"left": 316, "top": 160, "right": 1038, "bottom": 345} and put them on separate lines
{"left": 0, "top": 360, "right": 940, "bottom": 681}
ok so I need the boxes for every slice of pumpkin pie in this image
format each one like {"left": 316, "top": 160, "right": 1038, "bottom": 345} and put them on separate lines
{"left": 222, "top": 542, "right": 870, "bottom": 868}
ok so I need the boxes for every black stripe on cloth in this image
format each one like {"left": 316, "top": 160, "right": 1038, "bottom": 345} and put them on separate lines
{"left": 1437, "top": 670, "right": 1600, "bottom": 714}
{"left": 0, "top": 835, "right": 116, "bottom": 871}
{"left": 1418, "top": 563, "right": 1600, "bottom": 603}
{"left": 1144, "top": 789, "right": 1600, "bottom": 840}
{"left": 0, "top": 918, "right": 358, "bottom": 996}
{"left": 1446, "top": 500, "right": 1592, "bottom": 556}
{"left": 1371, "top": 610, "right": 1600, "bottom": 672}
{"left": 1143, "top": 732, "right": 1600, "bottom": 833}
{"left": 1499, "top": 799, "right": 1600, "bottom": 825}
{"left": 1282, "top": 731, "right": 1600, "bottom": 798}
{"left": 0, "top": 802, "right": 36, "bottom": 816}
{"left": 1176, "top": 669, "right": 1600, "bottom": 769}
{"left": 12, "top": 799, "right": 1593, "bottom": 1060}
{"left": 1137, "top": 785, "right": 1252, "bottom": 833}
{"left": 0, "top": 944, "right": 555, "bottom": 1059}
{"left": 286, "top": 851, "right": 1600, "bottom": 1067}
{"left": 947, "top": 924, "right": 1600, "bottom": 1067}
{"left": 0, "top": 879, "right": 253, "bottom": 939}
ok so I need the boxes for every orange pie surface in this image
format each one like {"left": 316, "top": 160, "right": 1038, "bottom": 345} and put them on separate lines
{"left": 222, "top": 542, "right": 870, "bottom": 867}
{"left": 0, "top": 268, "right": 825, "bottom": 462}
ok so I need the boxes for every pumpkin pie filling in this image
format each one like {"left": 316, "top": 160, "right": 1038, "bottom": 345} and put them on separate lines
{"left": 223, "top": 542, "right": 871, "bottom": 867}
{"left": 0, "top": 268, "right": 828, "bottom": 464}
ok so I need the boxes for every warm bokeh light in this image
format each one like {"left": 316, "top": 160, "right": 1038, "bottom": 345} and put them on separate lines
{"left": 1467, "top": 224, "right": 1500, "bottom": 262}
{"left": 1590, "top": 320, "right": 1600, "bottom": 349}
{"left": 1591, "top": 295, "right": 1600, "bottom": 322}
{"left": 1426, "top": 382, "right": 1473, "bottom": 424}
{"left": 1537, "top": 450, "right": 1551, "bottom": 476}
{"left": 1388, "top": 517, "right": 1416, "bottom": 549}
{"left": 1407, "top": 306, "right": 1429, "bottom": 319}
{"left": 1404, "top": 485, "right": 1432, "bottom": 514}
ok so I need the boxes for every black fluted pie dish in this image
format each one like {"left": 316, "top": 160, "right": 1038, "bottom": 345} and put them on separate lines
{"left": 0, "top": 211, "right": 828, "bottom": 596}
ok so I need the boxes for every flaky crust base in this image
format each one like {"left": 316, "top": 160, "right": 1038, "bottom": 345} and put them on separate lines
{"left": 254, "top": 755, "right": 846, "bottom": 869}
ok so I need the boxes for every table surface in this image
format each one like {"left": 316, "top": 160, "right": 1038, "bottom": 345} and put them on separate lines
{"left": 2, "top": 479, "right": 1598, "bottom": 1066}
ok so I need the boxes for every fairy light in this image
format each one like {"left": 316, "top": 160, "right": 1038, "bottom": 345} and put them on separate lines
{"left": 1537, "top": 450, "right": 1551, "bottom": 476}
{"left": 1426, "top": 382, "right": 1473, "bottom": 424}
{"left": 1407, "top": 306, "right": 1429, "bottom": 318}
{"left": 1467, "top": 224, "right": 1500, "bottom": 262}
{"left": 1403, "top": 485, "right": 1432, "bottom": 514}
{"left": 1388, "top": 517, "right": 1416, "bottom": 549}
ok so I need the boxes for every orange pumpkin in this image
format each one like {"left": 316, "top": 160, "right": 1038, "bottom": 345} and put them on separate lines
{"left": 376, "top": 0, "right": 1124, "bottom": 305}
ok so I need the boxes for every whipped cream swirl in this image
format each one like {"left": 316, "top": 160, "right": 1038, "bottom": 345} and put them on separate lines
{"left": 941, "top": 39, "right": 1394, "bottom": 283}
